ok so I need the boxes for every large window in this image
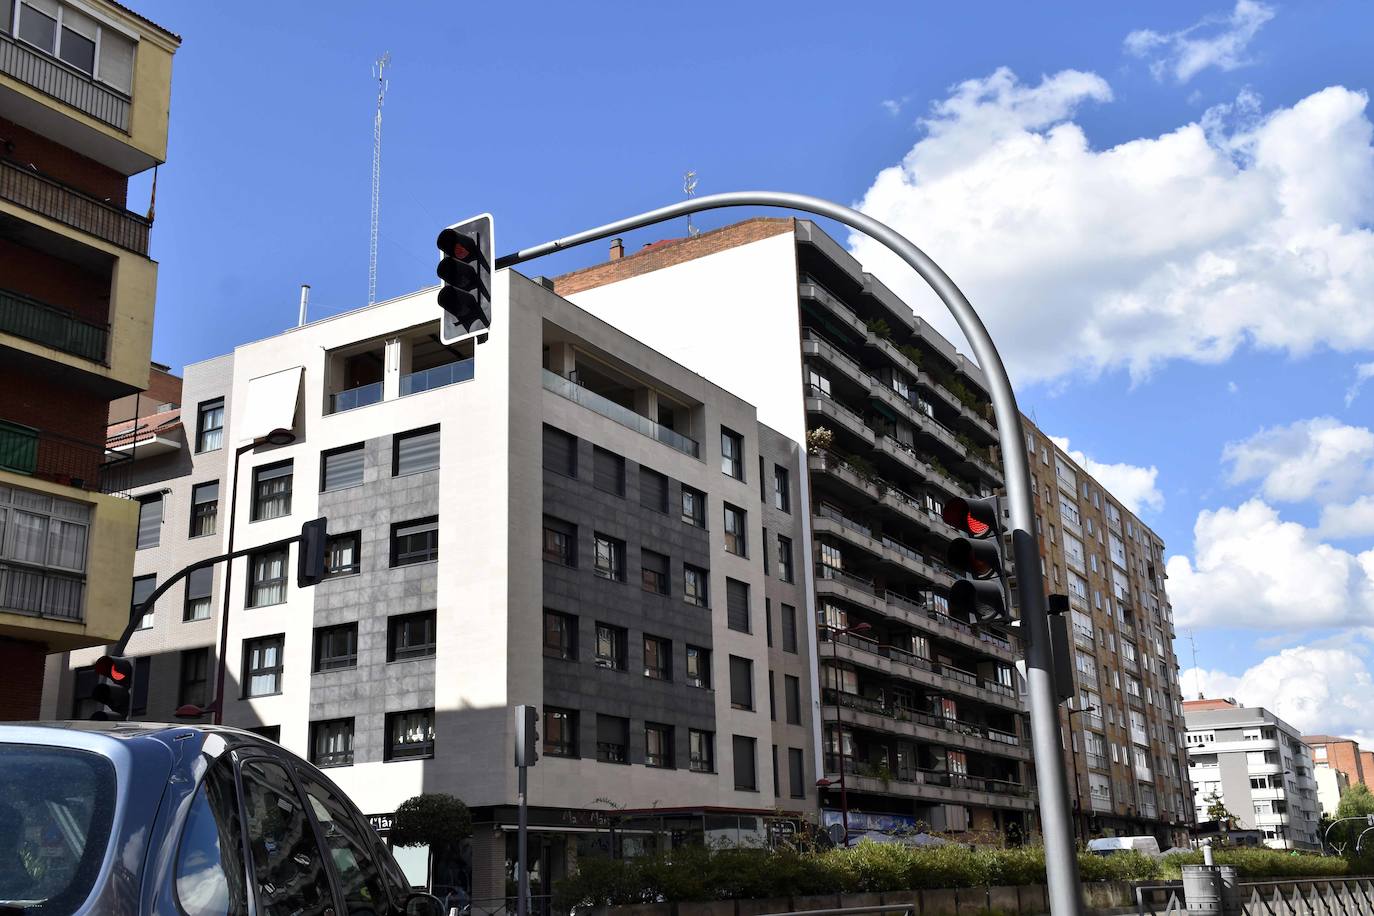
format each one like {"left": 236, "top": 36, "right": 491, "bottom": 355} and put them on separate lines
{"left": 12, "top": 1, "right": 136, "bottom": 91}
{"left": 689, "top": 729, "right": 714, "bottom": 773}
{"left": 0, "top": 486, "right": 90, "bottom": 619}
{"left": 393, "top": 426, "right": 440, "bottom": 476}
{"left": 781, "top": 604, "right": 798, "bottom": 653}
{"left": 721, "top": 428, "right": 744, "bottom": 479}
{"left": 686, "top": 645, "right": 710, "bottom": 689}
{"left": 596, "top": 714, "right": 629, "bottom": 764}
{"left": 247, "top": 548, "right": 287, "bottom": 607}
{"left": 251, "top": 461, "right": 293, "bottom": 521}
{"left": 189, "top": 481, "right": 219, "bottom": 538}
{"left": 639, "top": 467, "right": 669, "bottom": 513}
{"left": 640, "top": 548, "right": 669, "bottom": 595}
{"left": 542, "top": 516, "right": 576, "bottom": 566}
{"left": 311, "top": 718, "right": 354, "bottom": 768}
{"left": 645, "top": 723, "right": 674, "bottom": 769}
{"left": 774, "top": 465, "right": 791, "bottom": 511}
{"left": 388, "top": 610, "right": 436, "bottom": 661}
{"left": 544, "top": 707, "right": 578, "bottom": 757}
{"left": 643, "top": 634, "right": 671, "bottom": 681}
{"left": 324, "top": 532, "right": 360, "bottom": 578}
{"left": 593, "top": 447, "right": 625, "bottom": 496}
{"left": 320, "top": 444, "right": 365, "bottom": 492}
{"left": 543, "top": 609, "right": 577, "bottom": 660}
{"left": 593, "top": 533, "right": 624, "bottom": 581}
{"left": 131, "top": 573, "right": 156, "bottom": 629}
{"left": 723, "top": 504, "right": 746, "bottom": 556}
{"left": 196, "top": 399, "right": 224, "bottom": 453}
{"left": 732, "top": 735, "right": 757, "bottom": 791}
{"left": 726, "top": 578, "right": 750, "bottom": 632}
{"left": 390, "top": 517, "right": 438, "bottom": 566}
{"left": 184, "top": 566, "right": 212, "bottom": 622}
{"left": 313, "top": 623, "right": 357, "bottom": 671}
{"left": 243, "top": 635, "right": 284, "bottom": 697}
{"left": 594, "top": 622, "right": 626, "bottom": 670}
{"left": 683, "top": 564, "right": 708, "bottom": 607}
{"left": 542, "top": 425, "right": 577, "bottom": 477}
{"left": 135, "top": 494, "right": 161, "bottom": 549}
{"left": 776, "top": 535, "right": 794, "bottom": 582}
{"left": 680, "top": 485, "right": 705, "bottom": 527}
{"left": 179, "top": 648, "right": 209, "bottom": 708}
{"left": 729, "top": 655, "right": 754, "bottom": 710}
{"left": 385, "top": 708, "right": 435, "bottom": 760}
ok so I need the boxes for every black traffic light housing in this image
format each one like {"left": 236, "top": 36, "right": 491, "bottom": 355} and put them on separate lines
{"left": 297, "top": 517, "right": 329, "bottom": 588}
{"left": 436, "top": 214, "right": 493, "bottom": 344}
{"left": 942, "top": 495, "right": 1011, "bottom": 625}
{"left": 514, "top": 704, "right": 539, "bottom": 767}
{"left": 90, "top": 654, "right": 135, "bottom": 720}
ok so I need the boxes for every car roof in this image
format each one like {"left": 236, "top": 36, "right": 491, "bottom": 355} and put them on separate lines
{"left": 0, "top": 720, "right": 281, "bottom": 753}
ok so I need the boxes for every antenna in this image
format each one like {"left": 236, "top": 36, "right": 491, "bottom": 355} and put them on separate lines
{"left": 683, "top": 170, "right": 699, "bottom": 237}
{"left": 368, "top": 52, "right": 391, "bottom": 306}
{"left": 1187, "top": 630, "right": 1202, "bottom": 699}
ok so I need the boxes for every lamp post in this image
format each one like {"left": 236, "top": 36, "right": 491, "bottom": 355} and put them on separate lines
{"left": 1066, "top": 705, "right": 1097, "bottom": 844}
{"left": 819, "top": 620, "right": 871, "bottom": 846}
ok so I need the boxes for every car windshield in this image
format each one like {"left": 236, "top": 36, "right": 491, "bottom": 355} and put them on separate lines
{"left": 0, "top": 743, "right": 117, "bottom": 911}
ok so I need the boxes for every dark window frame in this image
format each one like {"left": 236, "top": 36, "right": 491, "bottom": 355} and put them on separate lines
{"left": 594, "top": 622, "right": 627, "bottom": 671}
{"left": 390, "top": 516, "right": 439, "bottom": 566}
{"left": 131, "top": 573, "right": 156, "bottom": 629}
{"left": 543, "top": 707, "right": 579, "bottom": 758}
{"left": 135, "top": 493, "right": 161, "bottom": 550}
{"left": 639, "top": 467, "right": 669, "bottom": 514}
{"left": 387, "top": 610, "right": 437, "bottom": 662}
{"left": 721, "top": 427, "right": 744, "bottom": 480}
{"left": 250, "top": 460, "right": 293, "bottom": 522}
{"left": 313, "top": 622, "right": 358, "bottom": 672}
{"left": 596, "top": 714, "right": 630, "bottom": 765}
{"left": 392, "top": 425, "right": 441, "bottom": 477}
{"left": 310, "top": 717, "right": 355, "bottom": 768}
{"left": 686, "top": 645, "right": 711, "bottom": 689}
{"left": 189, "top": 480, "right": 219, "bottom": 539}
{"left": 723, "top": 503, "right": 747, "bottom": 556}
{"left": 777, "top": 535, "right": 794, "bottom": 583}
{"left": 246, "top": 547, "right": 288, "bottom": 608}
{"left": 640, "top": 548, "right": 669, "bottom": 595}
{"left": 592, "top": 446, "right": 626, "bottom": 497}
{"left": 324, "top": 531, "right": 361, "bottom": 578}
{"left": 733, "top": 735, "right": 758, "bottom": 791}
{"left": 320, "top": 443, "right": 366, "bottom": 492}
{"left": 195, "top": 397, "right": 225, "bottom": 453}
{"left": 543, "top": 609, "right": 577, "bottom": 661}
{"left": 242, "top": 634, "right": 285, "bottom": 698}
{"left": 729, "top": 654, "right": 754, "bottom": 711}
{"left": 179, "top": 648, "right": 209, "bottom": 708}
{"left": 593, "top": 532, "right": 625, "bottom": 581}
{"left": 183, "top": 566, "right": 213, "bottom": 622}
{"left": 680, "top": 485, "right": 706, "bottom": 527}
{"left": 542, "top": 425, "right": 578, "bottom": 478}
{"left": 542, "top": 516, "right": 577, "bottom": 567}
{"left": 684, "top": 563, "right": 709, "bottom": 607}
{"left": 643, "top": 634, "right": 672, "bottom": 681}
{"left": 645, "top": 722, "right": 675, "bottom": 769}
{"left": 384, "top": 708, "right": 436, "bottom": 761}
{"left": 774, "top": 464, "right": 791, "bottom": 512}
{"left": 689, "top": 729, "right": 715, "bottom": 773}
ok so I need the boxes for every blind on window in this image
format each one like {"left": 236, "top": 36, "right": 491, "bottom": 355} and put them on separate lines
{"left": 192, "top": 481, "right": 219, "bottom": 504}
{"left": 596, "top": 714, "right": 627, "bottom": 744}
{"left": 639, "top": 468, "right": 668, "bottom": 512}
{"left": 322, "top": 446, "right": 364, "bottom": 491}
{"left": 789, "top": 748, "right": 805, "bottom": 796}
{"left": 732, "top": 735, "right": 756, "bottom": 790}
{"left": 131, "top": 574, "right": 156, "bottom": 608}
{"left": 542, "top": 425, "right": 576, "bottom": 476}
{"left": 729, "top": 655, "right": 752, "bottom": 709}
{"left": 726, "top": 578, "right": 749, "bottom": 632}
{"left": 97, "top": 29, "right": 135, "bottom": 93}
{"left": 187, "top": 566, "right": 213, "bottom": 600}
{"left": 785, "top": 676, "right": 801, "bottom": 724}
{"left": 395, "top": 427, "right": 440, "bottom": 475}
{"left": 136, "top": 496, "right": 161, "bottom": 549}
{"left": 781, "top": 605, "right": 797, "bottom": 652}
{"left": 593, "top": 448, "right": 624, "bottom": 495}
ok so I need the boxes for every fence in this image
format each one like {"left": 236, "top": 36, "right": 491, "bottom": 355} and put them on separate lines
{"left": 1134, "top": 876, "right": 1374, "bottom": 915}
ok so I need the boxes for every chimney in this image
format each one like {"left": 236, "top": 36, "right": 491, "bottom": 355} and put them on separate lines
{"left": 609, "top": 238, "right": 624, "bottom": 261}
{"left": 298, "top": 284, "right": 311, "bottom": 327}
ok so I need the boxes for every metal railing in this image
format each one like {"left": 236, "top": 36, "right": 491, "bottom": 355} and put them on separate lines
{"left": 0, "top": 420, "right": 131, "bottom": 495}
{"left": 542, "top": 369, "right": 700, "bottom": 458}
{"left": 0, "top": 287, "right": 108, "bottom": 362}
{"left": 814, "top": 563, "right": 878, "bottom": 596}
{"left": 1134, "top": 876, "right": 1374, "bottom": 916}
{"left": 401, "top": 357, "right": 475, "bottom": 396}
{"left": 823, "top": 752, "right": 1029, "bottom": 797}
{"left": 0, "top": 32, "right": 130, "bottom": 130}
{"left": 329, "top": 381, "right": 384, "bottom": 414}
{"left": 814, "top": 501, "right": 874, "bottom": 537}
{"left": 0, "top": 158, "right": 149, "bottom": 254}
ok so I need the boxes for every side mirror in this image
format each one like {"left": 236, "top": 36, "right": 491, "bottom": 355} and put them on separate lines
{"left": 406, "top": 893, "right": 447, "bottom": 916}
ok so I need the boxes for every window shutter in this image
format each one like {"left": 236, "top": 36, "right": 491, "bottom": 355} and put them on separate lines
{"left": 593, "top": 448, "right": 624, "bottom": 495}
{"left": 726, "top": 578, "right": 749, "bottom": 632}
{"left": 729, "top": 655, "right": 752, "bottom": 709}
{"left": 97, "top": 29, "right": 135, "bottom": 94}
{"left": 395, "top": 427, "right": 440, "bottom": 475}
{"left": 323, "top": 446, "right": 364, "bottom": 491}
{"left": 639, "top": 468, "right": 669, "bottom": 512}
{"left": 732, "top": 735, "right": 756, "bottom": 790}
{"left": 542, "top": 426, "right": 576, "bottom": 476}
{"left": 136, "top": 496, "right": 162, "bottom": 549}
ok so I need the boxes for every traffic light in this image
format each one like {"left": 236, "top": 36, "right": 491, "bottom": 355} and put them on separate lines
{"left": 514, "top": 704, "right": 539, "bottom": 767}
{"left": 436, "top": 213, "right": 493, "bottom": 344}
{"left": 942, "top": 495, "right": 1011, "bottom": 624}
{"left": 297, "top": 517, "right": 329, "bottom": 588}
{"left": 90, "top": 654, "right": 135, "bottom": 721}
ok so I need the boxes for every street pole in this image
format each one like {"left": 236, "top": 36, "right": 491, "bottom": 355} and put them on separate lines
{"left": 499, "top": 191, "right": 1084, "bottom": 914}
{"left": 1066, "top": 705, "right": 1096, "bottom": 845}
{"left": 518, "top": 762, "right": 529, "bottom": 916}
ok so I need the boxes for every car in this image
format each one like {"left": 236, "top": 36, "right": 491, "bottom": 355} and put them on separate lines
{"left": 1086, "top": 835, "right": 1163, "bottom": 858}
{"left": 0, "top": 721, "right": 447, "bottom": 915}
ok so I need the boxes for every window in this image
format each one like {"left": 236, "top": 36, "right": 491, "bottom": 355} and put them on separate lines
{"left": 247, "top": 547, "right": 287, "bottom": 607}
{"left": 773, "top": 464, "right": 791, "bottom": 512}
{"left": 385, "top": 708, "right": 435, "bottom": 760}
{"left": 789, "top": 747, "right": 806, "bottom": 798}
{"left": 781, "top": 604, "right": 798, "bottom": 653}
{"left": 132, "top": 573, "right": 156, "bottom": 629}
{"left": 175, "top": 758, "right": 247, "bottom": 916}
{"left": 726, "top": 578, "right": 750, "bottom": 632}
{"left": 240, "top": 759, "right": 334, "bottom": 915}
{"left": 391, "top": 516, "right": 438, "bottom": 565}
{"left": 643, "top": 634, "right": 671, "bottom": 680}
{"left": 544, "top": 708, "right": 578, "bottom": 757}
{"left": 729, "top": 655, "right": 754, "bottom": 710}
{"left": 681, "top": 485, "right": 705, "bottom": 526}
{"left": 184, "top": 566, "right": 213, "bottom": 621}
{"left": 189, "top": 481, "right": 219, "bottom": 538}
{"left": 640, "top": 548, "right": 669, "bottom": 594}
{"left": 251, "top": 461, "right": 293, "bottom": 521}
{"left": 243, "top": 635, "right": 284, "bottom": 697}
{"left": 765, "top": 599, "right": 773, "bottom": 646}
{"left": 310, "top": 718, "right": 354, "bottom": 767}
{"left": 784, "top": 675, "right": 801, "bottom": 725}
{"left": 593, "top": 532, "right": 625, "bottom": 581}
{"left": 196, "top": 398, "right": 224, "bottom": 452}
{"left": 686, "top": 645, "right": 710, "bottom": 688}
{"left": 596, "top": 714, "right": 629, "bottom": 763}
{"left": 136, "top": 493, "right": 161, "bottom": 549}
{"left": 776, "top": 535, "right": 794, "bottom": 582}
{"left": 313, "top": 623, "right": 357, "bottom": 671}
{"left": 646, "top": 723, "right": 674, "bottom": 768}
{"left": 393, "top": 426, "right": 440, "bottom": 476}
{"left": 324, "top": 531, "right": 360, "bottom": 577}
{"left": 593, "top": 447, "right": 626, "bottom": 496}
{"left": 723, "top": 503, "right": 747, "bottom": 555}
{"left": 388, "top": 610, "right": 436, "bottom": 661}
{"left": 179, "top": 648, "right": 209, "bottom": 708}
{"left": 721, "top": 428, "right": 744, "bottom": 479}
{"left": 733, "top": 735, "right": 758, "bottom": 790}
{"left": 297, "top": 773, "right": 391, "bottom": 916}
{"left": 684, "top": 563, "right": 708, "bottom": 607}
{"left": 542, "top": 425, "right": 577, "bottom": 477}
{"left": 543, "top": 609, "right": 577, "bottom": 660}
{"left": 542, "top": 516, "right": 576, "bottom": 566}
{"left": 595, "top": 622, "right": 627, "bottom": 670}
{"left": 639, "top": 467, "right": 669, "bottom": 513}
{"left": 321, "top": 444, "right": 365, "bottom": 491}
{"left": 690, "top": 729, "right": 715, "bottom": 773}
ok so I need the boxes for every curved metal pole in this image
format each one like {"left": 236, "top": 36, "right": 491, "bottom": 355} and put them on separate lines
{"left": 1358, "top": 826, "right": 1374, "bottom": 855}
{"left": 1323, "top": 815, "right": 1372, "bottom": 855}
{"left": 500, "top": 191, "right": 1081, "bottom": 915}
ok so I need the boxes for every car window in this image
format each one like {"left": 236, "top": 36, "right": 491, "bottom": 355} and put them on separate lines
{"left": 0, "top": 744, "right": 116, "bottom": 912}
{"left": 298, "top": 773, "right": 391, "bottom": 915}
{"left": 240, "top": 758, "right": 337, "bottom": 916}
{"left": 176, "top": 757, "right": 249, "bottom": 916}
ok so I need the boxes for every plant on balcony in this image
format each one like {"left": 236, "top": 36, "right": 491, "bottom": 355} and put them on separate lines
{"left": 806, "top": 426, "right": 835, "bottom": 454}
{"left": 865, "top": 317, "right": 892, "bottom": 340}
{"left": 841, "top": 452, "right": 879, "bottom": 484}
{"left": 874, "top": 759, "right": 894, "bottom": 787}
{"left": 899, "top": 343, "right": 924, "bottom": 368}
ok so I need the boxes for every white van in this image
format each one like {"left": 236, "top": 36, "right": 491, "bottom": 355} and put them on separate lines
{"left": 1087, "top": 836, "right": 1163, "bottom": 857}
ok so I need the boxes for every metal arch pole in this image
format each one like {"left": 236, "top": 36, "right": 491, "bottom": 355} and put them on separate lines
{"left": 498, "top": 191, "right": 1083, "bottom": 915}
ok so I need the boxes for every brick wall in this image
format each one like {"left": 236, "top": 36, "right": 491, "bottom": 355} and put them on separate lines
{"left": 109, "top": 365, "right": 183, "bottom": 423}
{"left": 552, "top": 217, "right": 795, "bottom": 296}
{"left": 1, "top": 116, "right": 128, "bottom": 205}
{"left": 0, "top": 236, "right": 112, "bottom": 326}
{"left": 1361, "top": 751, "right": 1374, "bottom": 788}
{"left": 0, "top": 361, "right": 109, "bottom": 486}
{"left": 0, "top": 637, "right": 47, "bottom": 721}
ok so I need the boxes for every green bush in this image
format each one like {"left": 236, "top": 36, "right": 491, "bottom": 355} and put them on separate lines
{"left": 1159, "top": 848, "right": 1348, "bottom": 880}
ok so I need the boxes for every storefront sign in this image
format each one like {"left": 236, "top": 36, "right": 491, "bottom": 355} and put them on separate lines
{"left": 368, "top": 813, "right": 395, "bottom": 835}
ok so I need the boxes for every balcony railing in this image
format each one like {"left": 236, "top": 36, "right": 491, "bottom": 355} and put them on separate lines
{"left": 0, "top": 560, "right": 84, "bottom": 622}
{"left": 814, "top": 502, "right": 874, "bottom": 538}
{"left": 329, "top": 381, "right": 384, "bottom": 414}
{"left": 0, "top": 32, "right": 130, "bottom": 130}
{"left": 815, "top": 563, "right": 878, "bottom": 596}
{"left": 543, "top": 369, "right": 700, "bottom": 458}
{"left": 822, "top": 753, "right": 1029, "bottom": 798}
{"left": 401, "top": 358, "right": 474, "bottom": 396}
{"left": 0, "top": 287, "right": 107, "bottom": 363}
{"left": 0, "top": 420, "right": 130, "bottom": 495}
{"left": 819, "top": 691, "right": 1022, "bottom": 749}
{"left": 0, "top": 158, "right": 149, "bottom": 255}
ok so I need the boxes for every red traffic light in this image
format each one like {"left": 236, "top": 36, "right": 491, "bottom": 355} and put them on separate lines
{"left": 941, "top": 496, "right": 999, "bottom": 539}
{"left": 437, "top": 228, "right": 480, "bottom": 263}
{"left": 95, "top": 655, "right": 131, "bottom": 682}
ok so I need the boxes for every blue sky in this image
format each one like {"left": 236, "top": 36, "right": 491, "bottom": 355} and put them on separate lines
{"left": 134, "top": 1, "right": 1374, "bottom": 737}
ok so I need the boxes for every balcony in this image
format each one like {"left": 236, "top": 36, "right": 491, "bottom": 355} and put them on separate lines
{"left": 823, "top": 753, "right": 1031, "bottom": 805}
{"left": 401, "top": 357, "right": 474, "bottom": 396}
{"left": 821, "top": 688, "right": 1025, "bottom": 757}
{"left": 330, "top": 381, "right": 384, "bottom": 414}
{"left": 0, "top": 32, "right": 130, "bottom": 131}
{"left": 543, "top": 369, "right": 700, "bottom": 458}
{"left": 0, "top": 420, "right": 130, "bottom": 495}
{"left": 0, "top": 287, "right": 107, "bottom": 363}
{"left": 805, "top": 385, "right": 874, "bottom": 445}
{"left": 0, "top": 158, "right": 149, "bottom": 254}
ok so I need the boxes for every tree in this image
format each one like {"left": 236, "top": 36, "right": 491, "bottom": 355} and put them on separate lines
{"left": 390, "top": 794, "right": 473, "bottom": 893}
{"left": 1205, "top": 790, "right": 1233, "bottom": 824}
{"left": 1336, "top": 783, "right": 1374, "bottom": 819}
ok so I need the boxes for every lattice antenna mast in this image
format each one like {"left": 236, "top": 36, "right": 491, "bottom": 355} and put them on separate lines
{"left": 368, "top": 52, "right": 391, "bottom": 305}
{"left": 1187, "top": 630, "right": 1202, "bottom": 699}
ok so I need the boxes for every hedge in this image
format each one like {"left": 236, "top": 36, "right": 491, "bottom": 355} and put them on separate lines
{"left": 554, "top": 843, "right": 1349, "bottom": 909}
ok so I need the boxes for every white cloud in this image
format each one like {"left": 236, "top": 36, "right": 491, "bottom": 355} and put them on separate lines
{"left": 1319, "top": 495, "right": 1374, "bottom": 540}
{"left": 849, "top": 70, "right": 1374, "bottom": 386}
{"left": 1181, "top": 640, "right": 1374, "bottom": 737}
{"left": 1125, "top": 0, "right": 1276, "bottom": 84}
{"left": 1227, "top": 381, "right": 1238, "bottom": 393}
{"left": 1049, "top": 435, "right": 1163, "bottom": 513}
{"left": 1167, "top": 499, "right": 1374, "bottom": 630}
{"left": 1223, "top": 417, "right": 1374, "bottom": 504}
{"left": 1346, "top": 362, "right": 1374, "bottom": 406}
{"left": 881, "top": 98, "right": 907, "bottom": 117}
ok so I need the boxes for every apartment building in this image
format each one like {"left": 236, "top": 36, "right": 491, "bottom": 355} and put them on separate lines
{"left": 0, "top": 0, "right": 178, "bottom": 718}
{"left": 1022, "top": 418, "right": 1193, "bottom": 847}
{"left": 48, "top": 270, "right": 818, "bottom": 896}
{"left": 1304, "top": 735, "right": 1371, "bottom": 789}
{"left": 1184, "top": 698, "right": 1321, "bottom": 850}
{"left": 558, "top": 219, "right": 1033, "bottom": 840}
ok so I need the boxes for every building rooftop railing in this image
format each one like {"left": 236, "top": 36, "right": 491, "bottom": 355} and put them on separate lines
{"left": 329, "top": 381, "right": 384, "bottom": 414}
{"left": 542, "top": 368, "right": 700, "bottom": 459}
{"left": 401, "top": 358, "right": 474, "bottom": 396}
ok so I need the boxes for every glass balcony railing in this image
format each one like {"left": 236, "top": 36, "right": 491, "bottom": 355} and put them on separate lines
{"left": 329, "top": 382, "right": 383, "bottom": 414}
{"left": 541, "top": 369, "right": 700, "bottom": 458}
{"left": 401, "top": 358, "right": 475, "bottom": 396}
